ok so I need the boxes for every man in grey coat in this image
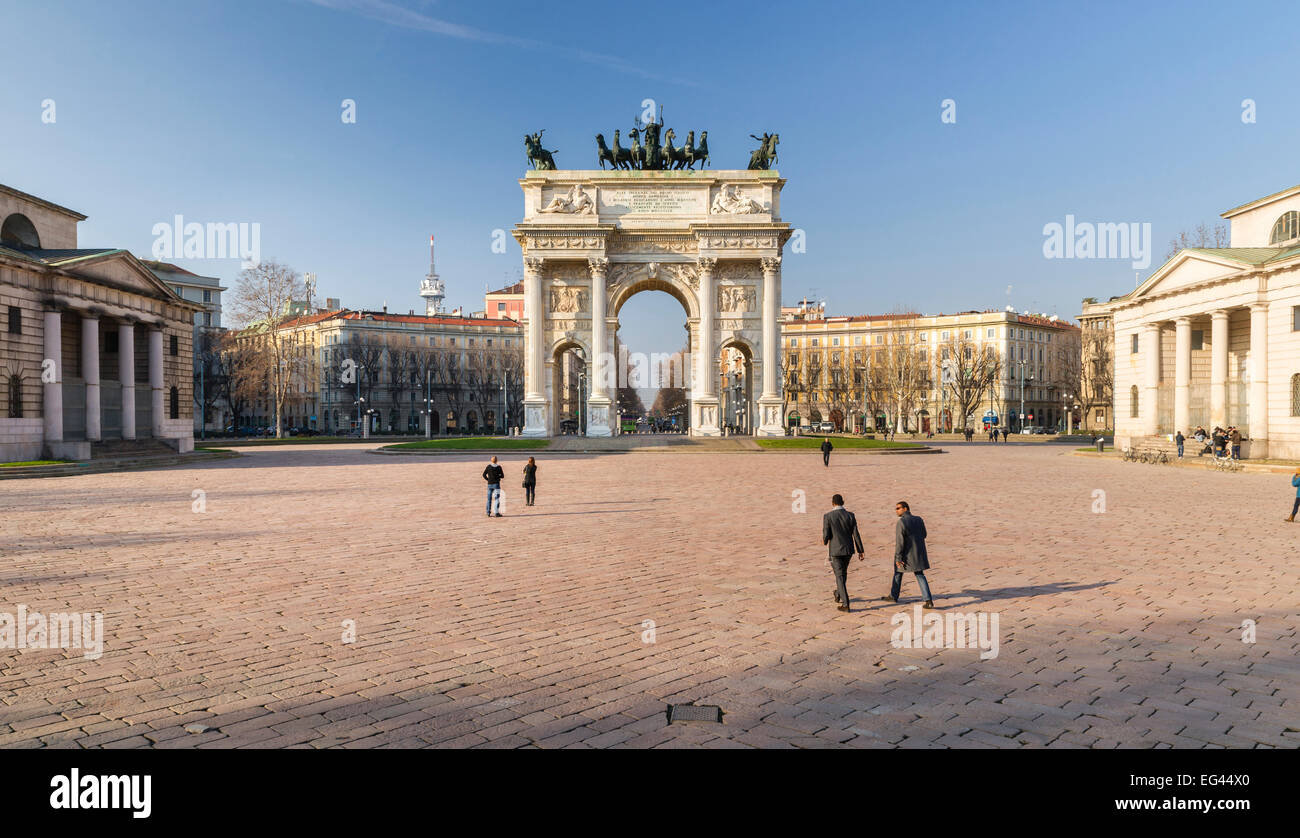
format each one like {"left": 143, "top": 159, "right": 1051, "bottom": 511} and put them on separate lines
{"left": 822, "top": 493, "right": 865, "bottom": 612}
{"left": 881, "top": 500, "right": 934, "bottom": 608}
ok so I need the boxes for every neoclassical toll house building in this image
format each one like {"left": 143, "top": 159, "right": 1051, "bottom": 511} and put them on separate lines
{"left": 1087, "top": 182, "right": 1300, "bottom": 458}
{"left": 0, "top": 184, "right": 201, "bottom": 462}
{"left": 513, "top": 169, "right": 793, "bottom": 437}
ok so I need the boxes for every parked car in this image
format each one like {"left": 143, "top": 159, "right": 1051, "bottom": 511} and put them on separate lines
{"left": 816, "top": 421, "right": 835, "bottom": 433}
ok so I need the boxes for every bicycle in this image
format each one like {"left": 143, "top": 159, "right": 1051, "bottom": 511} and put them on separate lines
{"left": 1121, "top": 446, "right": 1136, "bottom": 462}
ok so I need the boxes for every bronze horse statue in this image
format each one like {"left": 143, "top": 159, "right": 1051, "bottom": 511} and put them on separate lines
{"left": 627, "top": 127, "right": 644, "bottom": 170}
{"left": 688, "top": 130, "right": 709, "bottom": 169}
{"left": 663, "top": 128, "right": 690, "bottom": 170}
{"left": 747, "top": 132, "right": 778, "bottom": 170}
{"left": 613, "top": 129, "right": 636, "bottom": 170}
{"left": 595, "top": 133, "right": 616, "bottom": 170}
{"left": 526, "top": 130, "right": 557, "bottom": 170}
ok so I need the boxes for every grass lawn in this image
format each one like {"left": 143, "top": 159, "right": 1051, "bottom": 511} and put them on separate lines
{"left": 385, "top": 437, "right": 550, "bottom": 451}
{"left": 218, "top": 436, "right": 381, "bottom": 446}
{"left": 756, "top": 438, "right": 924, "bottom": 450}
{"left": 0, "top": 460, "right": 68, "bottom": 468}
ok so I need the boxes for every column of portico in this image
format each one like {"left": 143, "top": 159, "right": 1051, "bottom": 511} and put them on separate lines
{"left": 42, "top": 308, "right": 63, "bottom": 443}
{"left": 1249, "top": 302, "right": 1269, "bottom": 455}
{"left": 81, "top": 314, "right": 101, "bottom": 442}
{"left": 521, "top": 257, "right": 548, "bottom": 436}
{"left": 1174, "top": 316, "right": 1191, "bottom": 434}
{"left": 586, "top": 257, "right": 612, "bottom": 438}
{"left": 119, "top": 321, "right": 137, "bottom": 440}
{"left": 1210, "top": 309, "right": 1229, "bottom": 428}
{"left": 1142, "top": 322, "right": 1161, "bottom": 436}
{"left": 692, "top": 257, "right": 720, "bottom": 437}
{"left": 149, "top": 327, "right": 165, "bottom": 437}
{"left": 756, "top": 256, "right": 785, "bottom": 436}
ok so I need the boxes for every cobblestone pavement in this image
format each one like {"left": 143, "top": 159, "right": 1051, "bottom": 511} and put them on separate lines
{"left": 0, "top": 443, "right": 1296, "bottom": 748}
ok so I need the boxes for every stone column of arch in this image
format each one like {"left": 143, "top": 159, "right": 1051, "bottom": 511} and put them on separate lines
{"left": 692, "top": 257, "right": 721, "bottom": 436}
{"left": 521, "top": 257, "right": 548, "bottom": 436}
{"left": 756, "top": 256, "right": 785, "bottom": 436}
{"left": 586, "top": 256, "right": 613, "bottom": 437}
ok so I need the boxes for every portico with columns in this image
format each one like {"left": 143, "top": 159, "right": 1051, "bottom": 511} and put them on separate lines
{"left": 1104, "top": 182, "right": 1300, "bottom": 459}
{"left": 513, "top": 169, "right": 791, "bottom": 437}
{"left": 1, "top": 183, "right": 200, "bottom": 462}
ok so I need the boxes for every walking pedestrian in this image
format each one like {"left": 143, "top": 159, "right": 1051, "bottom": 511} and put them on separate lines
{"left": 1288, "top": 467, "right": 1300, "bottom": 522}
{"left": 821, "top": 436, "right": 833, "bottom": 467}
{"left": 1001, "top": 428, "right": 1008, "bottom": 442}
{"left": 522, "top": 456, "right": 538, "bottom": 506}
{"left": 881, "top": 501, "right": 934, "bottom": 608}
{"left": 822, "top": 493, "right": 865, "bottom": 612}
{"left": 483, "top": 455, "right": 504, "bottom": 517}
{"left": 1175, "top": 430, "right": 1185, "bottom": 459}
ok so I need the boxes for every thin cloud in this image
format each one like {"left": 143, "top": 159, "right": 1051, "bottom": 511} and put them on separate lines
{"left": 303, "top": 0, "right": 700, "bottom": 86}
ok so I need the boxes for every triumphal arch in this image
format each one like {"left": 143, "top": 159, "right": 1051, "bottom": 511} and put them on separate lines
{"left": 513, "top": 168, "right": 792, "bottom": 437}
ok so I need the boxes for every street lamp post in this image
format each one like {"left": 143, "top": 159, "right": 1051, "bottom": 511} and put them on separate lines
{"left": 1017, "top": 360, "right": 1034, "bottom": 434}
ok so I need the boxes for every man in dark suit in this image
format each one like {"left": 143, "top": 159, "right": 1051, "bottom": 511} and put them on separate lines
{"left": 820, "top": 437, "right": 833, "bottom": 467}
{"left": 822, "top": 493, "right": 865, "bottom": 612}
{"left": 882, "top": 500, "right": 934, "bottom": 608}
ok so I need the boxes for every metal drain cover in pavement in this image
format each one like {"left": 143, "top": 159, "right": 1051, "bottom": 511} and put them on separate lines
{"left": 667, "top": 704, "right": 723, "bottom": 724}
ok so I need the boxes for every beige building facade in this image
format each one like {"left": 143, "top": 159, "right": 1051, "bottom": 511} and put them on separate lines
{"left": 781, "top": 304, "right": 1082, "bottom": 433}
{"left": 0, "top": 184, "right": 200, "bottom": 462}
{"left": 1095, "top": 182, "right": 1300, "bottom": 457}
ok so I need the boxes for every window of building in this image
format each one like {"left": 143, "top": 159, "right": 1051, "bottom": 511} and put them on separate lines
{"left": 919, "top": 333, "right": 927, "bottom": 342}
{"left": 1191, "top": 330, "right": 1204, "bottom": 350}
{"left": 874, "top": 334, "right": 883, "bottom": 344}
{"left": 7, "top": 375, "right": 21, "bottom": 418}
{"left": 831, "top": 337, "right": 840, "bottom": 346}
{"left": 964, "top": 329, "right": 972, "bottom": 339}
{"left": 105, "top": 331, "right": 119, "bottom": 354}
{"left": 964, "top": 346, "right": 973, "bottom": 360}
{"left": 1293, "top": 305, "right": 1300, "bottom": 332}
{"left": 789, "top": 353, "right": 797, "bottom": 366}
{"left": 1129, "top": 385, "right": 1139, "bottom": 418}
{"left": 987, "top": 328, "right": 995, "bottom": 338}
{"left": 919, "top": 349, "right": 927, "bottom": 362}
{"left": 941, "top": 331, "right": 950, "bottom": 340}
{"left": 854, "top": 336, "right": 863, "bottom": 345}
{"left": 204, "top": 312, "right": 212, "bottom": 327}
{"left": 497, "top": 302, "right": 505, "bottom": 311}
{"left": 6, "top": 307, "right": 20, "bottom": 335}
{"left": 789, "top": 338, "right": 797, "bottom": 347}
{"left": 203, "top": 290, "right": 211, "bottom": 303}
{"left": 811, "top": 338, "right": 819, "bottom": 347}
{"left": 169, "top": 334, "right": 178, "bottom": 356}
{"left": 169, "top": 386, "right": 179, "bottom": 419}
{"left": 1270, "top": 211, "right": 1300, "bottom": 244}
{"left": 1131, "top": 334, "right": 1139, "bottom": 354}
{"left": 1293, "top": 374, "right": 1300, "bottom": 417}
{"left": 449, "top": 338, "right": 456, "bottom": 346}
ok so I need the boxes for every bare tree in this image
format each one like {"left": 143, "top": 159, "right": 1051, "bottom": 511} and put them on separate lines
{"left": 216, "top": 331, "right": 256, "bottom": 430}
{"left": 1166, "top": 223, "right": 1228, "bottom": 261}
{"left": 193, "top": 330, "right": 224, "bottom": 432}
{"left": 940, "top": 332, "right": 1001, "bottom": 432}
{"left": 226, "top": 260, "right": 306, "bottom": 437}
{"left": 1080, "top": 326, "right": 1113, "bottom": 430}
{"left": 874, "top": 328, "right": 926, "bottom": 432}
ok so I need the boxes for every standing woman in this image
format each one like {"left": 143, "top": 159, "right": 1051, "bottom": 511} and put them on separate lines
{"left": 522, "top": 457, "right": 538, "bottom": 506}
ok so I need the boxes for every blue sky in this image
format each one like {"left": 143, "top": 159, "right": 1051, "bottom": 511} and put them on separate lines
{"left": 3, "top": 0, "right": 1298, "bottom": 356}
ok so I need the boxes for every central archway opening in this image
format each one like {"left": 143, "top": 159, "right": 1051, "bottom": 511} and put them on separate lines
{"left": 719, "top": 340, "right": 755, "bottom": 435}
{"left": 613, "top": 284, "right": 691, "bottom": 435}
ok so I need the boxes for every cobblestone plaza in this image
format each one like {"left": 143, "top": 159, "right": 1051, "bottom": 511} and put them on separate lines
{"left": 1, "top": 444, "right": 1295, "bottom": 748}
